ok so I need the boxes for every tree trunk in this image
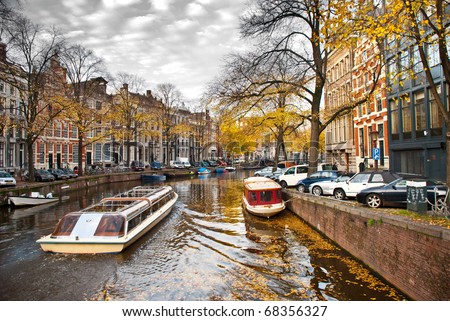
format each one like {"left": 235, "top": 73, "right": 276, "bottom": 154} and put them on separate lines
{"left": 77, "top": 135, "right": 83, "bottom": 176}
{"left": 26, "top": 139, "right": 35, "bottom": 182}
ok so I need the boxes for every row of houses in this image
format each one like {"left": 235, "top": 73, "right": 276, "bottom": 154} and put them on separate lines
{"left": 324, "top": 36, "right": 448, "bottom": 181}
{"left": 0, "top": 41, "right": 216, "bottom": 175}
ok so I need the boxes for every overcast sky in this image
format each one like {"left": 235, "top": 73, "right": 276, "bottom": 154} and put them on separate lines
{"left": 19, "top": 0, "right": 250, "bottom": 103}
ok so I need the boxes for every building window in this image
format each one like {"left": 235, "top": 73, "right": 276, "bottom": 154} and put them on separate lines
{"left": 9, "top": 99, "right": 15, "bottom": 114}
{"left": 71, "top": 126, "right": 77, "bottom": 139}
{"left": 399, "top": 50, "right": 409, "bottom": 82}
{"left": 73, "top": 144, "right": 79, "bottom": 163}
{"left": 95, "top": 143, "right": 102, "bottom": 162}
{"left": 401, "top": 95, "right": 412, "bottom": 139}
{"left": 104, "top": 144, "right": 111, "bottom": 161}
{"left": 427, "top": 39, "right": 440, "bottom": 67}
{"left": 359, "top": 128, "right": 365, "bottom": 157}
{"left": 39, "top": 144, "right": 45, "bottom": 164}
{"left": 412, "top": 46, "right": 423, "bottom": 73}
{"left": 55, "top": 122, "right": 61, "bottom": 137}
{"left": 63, "top": 144, "right": 68, "bottom": 164}
{"left": 390, "top": 99, "right": 399, "bottom": 140}
{"left": 387, "top": 58, "right": 397, "bottom": 84}
{"left": 429, "top": 85, "right": 442, "bottom": 136}
{"left": 414, "top": 91, "right": 426, "bottom": 137}
{"left": 376, "top": 94, "right": 382, "bottom": 112}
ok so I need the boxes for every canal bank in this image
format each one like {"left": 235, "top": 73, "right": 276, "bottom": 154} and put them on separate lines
{"left": 0, "top": 171, "right": 144, "bottom": 206}
{"left": 0, "top": 169, "right": 195, "bottom": 206}
{"left": 283, "top": 189, "right": 449, "bottom": 301}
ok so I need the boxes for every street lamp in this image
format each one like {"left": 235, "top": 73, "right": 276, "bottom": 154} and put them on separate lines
{"left": 370, "top": 129, "right": 379, "bottom": 170}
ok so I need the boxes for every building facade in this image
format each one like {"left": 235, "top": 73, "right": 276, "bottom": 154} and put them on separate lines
{"left": 353, "top": 38, "right": 389, "bottom": 171}
{"left": 386, "top": 36, "right": 448, "bottom": 180}
{"left": 324, "top": 47, "right": 356, "bottom": 173}
{"left": 0, "top": 42, "right": 27, "bottom": 174}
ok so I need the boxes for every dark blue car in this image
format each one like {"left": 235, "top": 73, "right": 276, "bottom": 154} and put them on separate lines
{"left": 296, "top": 170, "right": 341, "bottom": 193}
{"left": 150, "top": 161, "right": 163, "bottom": 170}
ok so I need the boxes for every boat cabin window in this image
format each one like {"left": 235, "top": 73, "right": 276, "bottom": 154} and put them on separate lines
{"left": 260, "top": 191, "right": 273, "bottom": 202}
{"left": 247, "top": 189, "right": 282, "bottom": 205}
{"left": 52, "top": 214, "right": 81, "bottom": 236}
{"left": 94, "top": 215, "right": 125, "bottom": 237}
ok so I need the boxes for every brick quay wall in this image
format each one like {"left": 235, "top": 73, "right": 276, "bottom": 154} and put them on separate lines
{"left": 283, "top": 190, "right": 450, "bottom": 301}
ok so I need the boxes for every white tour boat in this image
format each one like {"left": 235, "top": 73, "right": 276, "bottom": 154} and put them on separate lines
{"left": 242, "top": 177, "right": 285, "bottom": 218}
{"left": 37, "top": 185, "right": 178, "bottom": 254}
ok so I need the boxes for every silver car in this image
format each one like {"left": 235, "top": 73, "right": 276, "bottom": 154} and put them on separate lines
{"left": 254, "top": 166, "right": 283, "bottom": 177}
{"left": 309, "top": 175, "right": 352, "bottom": 196}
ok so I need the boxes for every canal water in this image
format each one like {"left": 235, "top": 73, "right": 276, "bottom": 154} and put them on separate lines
{"left": 0, "top": 171, "right": 407, "bottom": 301}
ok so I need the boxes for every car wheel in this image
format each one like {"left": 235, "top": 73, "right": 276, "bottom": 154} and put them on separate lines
{"left": 334, "top": 188, "right": 346, "bottom": 200}
{"left": 297, "top": 184, "right": 306, "bottom": 193}
{"left": 280, "top": 180, "right": 287, "bottom": 188}
{"left": 254, "top": 174, "right": 260, "bottom": 177}
{"left": 366, "top": 193, "right": 382, "bottom": 208}
{"left": 312, "top": 186, "right": 323, "bottom": 196}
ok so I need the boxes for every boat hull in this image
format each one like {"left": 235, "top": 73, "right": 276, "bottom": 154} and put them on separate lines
{"left": 9, "top": 196, "right": 58, "bottom": 207}
{"left": 242, "top": 196, "right": 285, "bottom": 218}
{"left": 37, "top": 187, "right": 178, "bottom": 254}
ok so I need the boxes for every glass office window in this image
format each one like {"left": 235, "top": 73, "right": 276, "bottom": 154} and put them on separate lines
{"left": 415, "top": 91, "right": 426, "bottom": 137}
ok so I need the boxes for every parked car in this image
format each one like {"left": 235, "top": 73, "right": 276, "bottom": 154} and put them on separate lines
{"left": 295, "top": 170, "right": 341, "bottom": 193}
{"left": 269, "top": 168, "right": 287, "bottom": 181}
{"left": 216, "top": 160, "right": 227, "bottom": 166}
{"left": 356, "top": 177, "right": 447, "bottom": 209}
{"left": 277, "top": 165, "right": 309, "bottom": 188}
{"left": 0, "top": 171, "right": 16, "bottom": 187}
{"left": 207, "top": 160, "right": 218, "bottom": 167}
{"left": 61, "top": 168, "right": 78, "bottom": 178}
{"left": 48, "top": 168, "right": 69, "bottom": 180}
{"left": 169, "top": 160, "right": 184, "bottom": 169}
{"left": 331, "top": 171, "right": 401, "bottom": 200}
{"left": 181, "top": 161, "right": 192, "bottom": 168}
{"left": 130, "top": 161, "right": 145, "bottom": 171}
{"left": 150, "top": 161, "right": 163, "bottom": 170}
{"left": 254, "top": 166, "right": 283, "bottom": 177}
{"left": 277, "top": 161, "right": 296, "bottom": 169}
{"left": 309, "top": 175, "right": 353, "bottom": 196}
{"left": 34, "top": 169, "right": 56, "bottom": 182}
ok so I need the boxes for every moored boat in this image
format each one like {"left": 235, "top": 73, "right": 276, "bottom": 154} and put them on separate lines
{"left": 9, "top": 192, "right": 58, "bottom": 207}
{"left": 242, "top": 177, "right": 285, "bottom": 218}
{"left": 197, "top": 167, "right": 211, "bottom": 175}
{"left": 36, "top": 185, "right": 178, "bottom": 254}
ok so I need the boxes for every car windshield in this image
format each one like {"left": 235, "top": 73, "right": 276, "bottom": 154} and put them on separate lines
{"left": 0, "top": 172, "right": 12, "bottom": 178}
{"left": 336, "top": 176, "right": 350, "bottom": 182}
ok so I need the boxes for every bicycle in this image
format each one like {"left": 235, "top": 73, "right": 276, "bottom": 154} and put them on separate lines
{"left": 427, "top": 187, "right": 450, "bottom": 219}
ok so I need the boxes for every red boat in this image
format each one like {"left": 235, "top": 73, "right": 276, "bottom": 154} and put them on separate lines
{"left": 242, "top": 177, "right": 286, "bottom": 218}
